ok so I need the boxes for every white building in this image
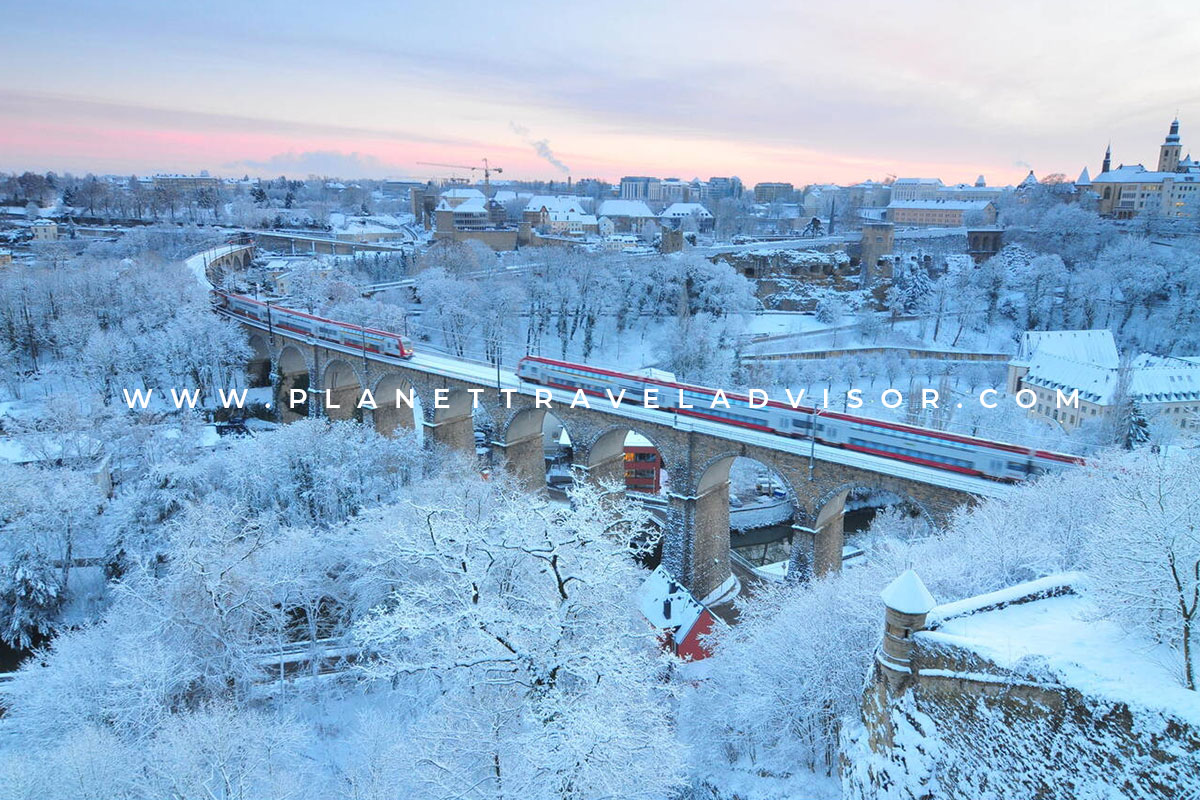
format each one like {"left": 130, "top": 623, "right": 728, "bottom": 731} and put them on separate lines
{"left": 1007, "top": 329, "right": 1200, "bottom": 431}
{"left": 659, "top": 202, "right": 714, "bottom": 231}
{"left": 596, "top": 199, "right": 657, "bottom": 232}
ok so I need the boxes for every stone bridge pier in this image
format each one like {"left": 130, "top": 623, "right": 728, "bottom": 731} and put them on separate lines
{"left": 666, "top": 477, "right": 733, "bottom": 603}
{"left": 430, "top": 387, "right": 477, "bottom": 452}
{"left": 498, "top": 407, "right": 550, "bottom": 493}
{"left": 247, "top": 334, "right": 272, "bottom": 388}
{"left": 371, "top": 374, "right": 418, "bottom": 438}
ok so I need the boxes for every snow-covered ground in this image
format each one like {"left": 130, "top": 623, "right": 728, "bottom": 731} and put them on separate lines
{"left": 924, "top": 578, "right": 1200, "bottom": 725}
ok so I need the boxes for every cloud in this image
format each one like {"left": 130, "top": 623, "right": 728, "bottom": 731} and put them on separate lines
{"left": 510, "top": 121, "right": 570, "bottom": 174}
{"left": 0, "top": 90, "right": 474, "bottom": 147}
{"left": 231, "top": 150, "right": 399, "bottom": 178}
{"left": 1014, "top": 160, "right": 1033, "bottom": 169}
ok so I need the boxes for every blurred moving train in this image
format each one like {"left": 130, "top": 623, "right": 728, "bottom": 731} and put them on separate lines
{"left": 515, "top": 355, "right": 1084, "bottom": 483}
{"left": 210, "top": 284, "right": 1080, "bottom": 482}
{"left": 213, "top": 291, "right": 416, "bottom": 358}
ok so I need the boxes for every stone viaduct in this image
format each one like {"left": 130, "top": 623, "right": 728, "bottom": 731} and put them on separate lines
{"left": 236, "top": 317, "right": 986, "bottom": 603}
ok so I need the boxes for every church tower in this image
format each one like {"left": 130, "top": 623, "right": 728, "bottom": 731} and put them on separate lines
{"left": 1159, "top": 118, "right": 1182, "bottom": 172}
{"left": 1102, "top": 143, "right": 1111, "bottom": 174}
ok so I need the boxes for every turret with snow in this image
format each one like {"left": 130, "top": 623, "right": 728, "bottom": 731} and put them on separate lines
{"left": 878, "top": 569, "right": 936, "bottom": 683}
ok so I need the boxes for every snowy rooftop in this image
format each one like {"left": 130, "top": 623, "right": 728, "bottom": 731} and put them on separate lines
{"left": 660, "top": 202, "right": 713, "bottom": 219}
{"left": 441, "top": 188, "right": 485, "bottom": 199}
{"left": 597, "top": 199, "right": 655, "bottom": 218}
{"left": 921, "top": 575, "right": 1200, "bottom": 724}
{"left": 880, "top": 570, "right": 936, "bottom": 615}
{"left": 886, "top": 199, "right": 994, "bottom": 211}
{"left": 1128, "top": 355, "right": 1200, "bottom": 403}
{"left": 525, "top": 195, "right": 586, "bottom": 215}
{"left": 625, "top": 431, "right": 655, "bottom": 448}
{"left": 893, "top": 177, "right": 944, "bottom": 186}
{"left": 453, "top": 197, "right": 488, "bottom": 214}
{"left": 1017, "top": 331, "right": 1200, "bottom": 404}
{"left": 1014, "top": 329, "right": 1119, "bottom": 367}
{"left": 1090, "top": 165, "right": 1199, "bottom": 184}
{"left": 635, "top": 566, "right": 705, "bottom": 645}
{"left": 1022, "top": 352, "right": 1116, "bottom": 403}
{"left": 548, "top": 210, "right": 597, "bottom": 225}
{"left": 491, "top": 190, "right": 531, "bottom": 203}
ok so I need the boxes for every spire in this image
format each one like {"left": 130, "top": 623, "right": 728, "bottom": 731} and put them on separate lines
{"left": 1160, "top": 119, "right": 1182, "bottom": 172}
{"left": 1167, "top": 117, "right": 1181, "bottom": 144}
{"left": 1102, "top": 142, "right": 1111, "bottom": 174}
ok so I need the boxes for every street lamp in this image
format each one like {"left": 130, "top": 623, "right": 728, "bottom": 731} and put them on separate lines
{"left": 495, "top": 339, "right": 503, "bottom": 401}
{"left": 808, "top": 407, "right": 822, "bottom": 481}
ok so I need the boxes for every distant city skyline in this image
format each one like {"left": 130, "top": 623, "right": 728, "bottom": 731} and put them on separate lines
{"left": 2, "top": 1, "right": 1198, "bottom": 186}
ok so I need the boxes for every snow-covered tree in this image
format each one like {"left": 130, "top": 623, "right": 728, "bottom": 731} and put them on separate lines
{"left": 1085, "top": 449, "right": 1200, "bottom": 689}
{"left": 349, "top": 478, "right": 684, "bottom": 800}
{"left": 657, "top": 312, "right": 738, "bottom": 386}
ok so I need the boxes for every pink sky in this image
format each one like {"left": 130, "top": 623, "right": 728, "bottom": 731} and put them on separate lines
{"left": 2, "top": 2, "right": 1198, "bottom": 187}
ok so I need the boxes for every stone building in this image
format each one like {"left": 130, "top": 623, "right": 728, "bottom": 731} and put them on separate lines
{"left": 30, "top": 220, "right": 59, "bottom": 241}
{"left": 965, "top": 227, "right": 1003, "bottom": 263}
{"left": 596, "top": 199, "right": 657, "bottom": 232}
{"left": 753, "top": 181, "right": 795, "bottom": 203}
{"left": 432, "top": 196, "right": 517, "bottom": 251}
{"left": 886, "top": 199, "right": 997, "bottom": 227}
{"left": 1085, "top": 119, "right": 1200, "bottom": 219}
{"left": 858, "top": 221, "right": 895, "bottom": 280}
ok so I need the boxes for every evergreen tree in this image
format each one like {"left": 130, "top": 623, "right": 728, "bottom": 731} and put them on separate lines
{"left": 1123, "top": 400, "right": 1151, "bottom": 450}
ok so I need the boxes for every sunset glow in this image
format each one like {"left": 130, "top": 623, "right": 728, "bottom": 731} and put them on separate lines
{"left": 2, "top": 1, "right": 1199, "bottom": 184}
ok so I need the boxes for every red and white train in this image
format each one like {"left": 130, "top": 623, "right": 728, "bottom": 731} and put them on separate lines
{"left": 211, "top": 287, "right": 1080, "bottom": 482}
{"left": 515, "top": 355, "right": 1084, "bottom": 483}
{"left": 213, "top": 292, "right": 416, "bottom": 359}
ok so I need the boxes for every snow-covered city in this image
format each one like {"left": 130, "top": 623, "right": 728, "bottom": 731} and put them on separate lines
{"left": 1, "top": 3, "right": 1199, "bottom": 798}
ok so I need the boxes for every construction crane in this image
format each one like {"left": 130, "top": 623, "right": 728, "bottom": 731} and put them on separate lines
{"left": 416, "top": 158, "right": 504, "bottom": 190}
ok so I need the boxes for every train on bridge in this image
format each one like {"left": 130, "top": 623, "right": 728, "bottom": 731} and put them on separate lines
{"left": 211, "top": 287, "right": 1082, "bottom": 484}
{"left": 515, "top": 356, "right": 1084, "bottom": 483}
{"left": 213, "top": 291, "right": 416, "bottom": 358}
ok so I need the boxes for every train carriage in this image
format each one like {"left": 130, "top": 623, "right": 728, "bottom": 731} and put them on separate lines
{"left": 516, "top": 355, "right": 1083, "bottom": 483}
{"left": 213, "top": 291, "right": 415, "bottom": 359}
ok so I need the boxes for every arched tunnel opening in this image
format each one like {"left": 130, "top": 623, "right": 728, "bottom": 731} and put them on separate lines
{"left": 373, "top": 373, "right": 421, "bottom": 445}
{"left": 276, "top": 346, "right": 310, "bottom": 423}
{"left": 246, "top": 334, "right": 272, "bottom": 388}
{"left": 844, "top": 488, "right": 933, "bottom": 555}
{"left": 323, "top": 360, "right": 363, "bottom": 423}
{"left": 726, "top": 457, "right": 797, "bottom": 579}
